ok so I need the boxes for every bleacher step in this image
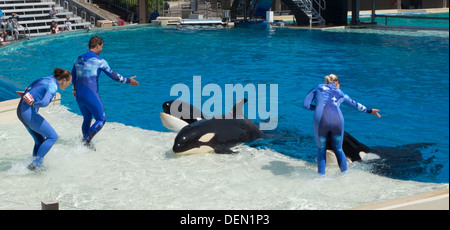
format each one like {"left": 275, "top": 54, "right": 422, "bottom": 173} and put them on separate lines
{"left": 1, "top": 1, "right": 91, "bottom": 39}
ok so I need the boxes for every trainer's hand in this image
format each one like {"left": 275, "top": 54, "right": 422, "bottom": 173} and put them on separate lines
{"left": 17, "top": 91, "right": 33, "bottom": 106}
{"left": 16, "top": 91, "right": 25, "bottom": 98}
{"left": 72, "top": 89, "right": 76, "bottom": 97}
{"left": 19, "top": 91, "right": 34, "bottom": 106}
{"left": 371, "top": 108, "right": 381, "bottom": 118}
{"left": 129, "top": 76, "right": 139, "bottom": 86}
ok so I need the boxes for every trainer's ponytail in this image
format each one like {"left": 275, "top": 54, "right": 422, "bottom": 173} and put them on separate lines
{"left": 325, "top": 74, "right": 339, "bottom": 84}
{"left": 54, "top": 67, "right": 72, "bottom": 81}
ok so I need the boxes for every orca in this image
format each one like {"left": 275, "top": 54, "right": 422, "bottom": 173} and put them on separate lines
{"left": 326, "top": 131, "right": 373, "bottom": 163}
{"left": 160, "top": 100, "right": 205, "bottom": 132}
{"left": 172, "top": 99, "right": 263, "bottom": 154}
{"left": 161, "top": 99, "right": 375, "bottom": 160}
{"left": 369, "top": 143, "right": 442, "bottom": 181}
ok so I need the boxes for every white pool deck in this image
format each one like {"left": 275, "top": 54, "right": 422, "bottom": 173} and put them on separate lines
{"left": 0, "top": 96, "right": 448, "bottom": 210}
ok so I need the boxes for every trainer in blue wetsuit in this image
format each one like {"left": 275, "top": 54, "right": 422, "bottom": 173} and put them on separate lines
{"left": 72, "top": 36, "right": 139, "bottom": 146}
{"left": 16, "top": 68, "right": 72, "bottom": 170}
{"left": 303, "top": 74, "right": 381, "bottom": 175}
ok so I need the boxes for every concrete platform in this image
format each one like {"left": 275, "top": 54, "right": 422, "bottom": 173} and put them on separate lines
{"left": 350, "top": 188, "right": 449, "bottom": 210}
{"left": 0, "top": 93, "right": 61, "bottom": 124}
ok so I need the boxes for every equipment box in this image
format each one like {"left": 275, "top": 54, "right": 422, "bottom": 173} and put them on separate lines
{"left": 97, "top": 20, "right": 113, "bottom": 27}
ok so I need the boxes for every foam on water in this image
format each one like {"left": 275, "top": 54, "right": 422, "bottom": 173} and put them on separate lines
{"left": 0, "top": 105, "right": 447, "bottom": 209}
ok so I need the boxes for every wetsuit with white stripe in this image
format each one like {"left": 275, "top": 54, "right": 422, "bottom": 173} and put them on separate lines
{"left": 17, "top": 76, "right": 59, "bottom": 167}
{"left": 303, "top": 82, "right": 372, "bottom": 174}
{"left": 72, "top": 50, "right": 130, "bottom": 143}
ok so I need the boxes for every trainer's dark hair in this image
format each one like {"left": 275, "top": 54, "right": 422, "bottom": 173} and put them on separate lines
{"left": 53, "top": 67, "right": 71, "bottom": 81}
{"left": 89, "top": 36, "right": 103, "bottom": 49}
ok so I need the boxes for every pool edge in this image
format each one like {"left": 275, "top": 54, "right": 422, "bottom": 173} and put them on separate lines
{"left": 349, "top": 188, "right": 449, "bottom": 210}
{"left": 0, "top": 93, "right": 61, "bottom": 124}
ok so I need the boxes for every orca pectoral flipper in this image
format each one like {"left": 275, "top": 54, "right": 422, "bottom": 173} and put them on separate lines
{"left": 214, "top": 145, "right": 236, "bottom": 154}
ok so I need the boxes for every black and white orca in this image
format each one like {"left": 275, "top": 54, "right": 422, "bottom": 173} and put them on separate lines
{"left": 325, "top": 131, "right": 375, "bottom": 164}
{"left": 160, "top": 99, "right": 373, "bottom": 160}
{"left": 171, "top": 99, "right": 263, "bottom": 154}
{"left": 160, "top": 100, "right": 205, "bottom": 132}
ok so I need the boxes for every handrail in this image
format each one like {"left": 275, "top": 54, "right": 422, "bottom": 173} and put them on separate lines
{"left": 64, "top": 0, "right": 69, "bottom": 11}
{"left": 294, "top": 0, "right": 326, "bottom": 26}
{"left": 97, "top": 0, "right": 137, "bottom": 14}
{"left": 375, "top": 15, "right": 449, "bottom": 20}
{"left": 315, "top": 0, "right": 326, "bottom": 11}
{"left": 81, "top": 11, "right": 87, "bottom": 22}
{"left": 90, "top": 16, "right": 96, "bottom": 26}
{"left": 375, "top": 14, "right": 449, "bottom": 25}
{"left": 25, "top": 26, "right": 30, "bottom": 40}
{"left": 294, "top": 0, "right": 326, "bottom": 11}
{"left": 162, "top": 0, "right": 223, "bottom": 19}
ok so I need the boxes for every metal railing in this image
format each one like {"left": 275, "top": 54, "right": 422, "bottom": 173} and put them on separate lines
{"left": 97, "top": 0, "right": 138, "bottom": 14}
{"left": 295, "top": 0, "right": 326, "bottom": 12}
{"left": 162, "top": 0, "right": 224, "bottom": 19}
{"left": 90, "top": 15, "right": 96, "bottom": 25}
{"left": 25, "top": 26, "right": 30, "bottom": 39}
{"left": 374, "top": 14, "right": 449, "bottom": 25}
{"left": 64, "top": 0, "right": 69, "bottom": 11}
{"left": 294, "top": 0, "right": 326, "bottom": 26}
{"left": 72, "top": 5, "right": 77, "bottom": 15}
{"left": 81, "top": 10, "right": 87, "bottom": 21}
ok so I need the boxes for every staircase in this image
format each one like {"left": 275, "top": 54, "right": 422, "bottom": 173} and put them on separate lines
{"left": 293, "top": 0, "right": 326, "bottom": 27}
{"left": 0, "top": 0, "right": 91, "bottom": 39}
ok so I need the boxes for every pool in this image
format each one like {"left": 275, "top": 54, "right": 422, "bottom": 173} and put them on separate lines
{"left": 0, "top": 23, "right": 448, "bottom": 209}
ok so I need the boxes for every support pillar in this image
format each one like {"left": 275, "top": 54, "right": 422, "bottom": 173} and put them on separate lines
{"left": 138, "top": 0, "right": 149, "bottom": 24}
{"left": 350, "top": 0, "right": 360, "bottom": 25}
{"left": 273, "top": 0, "right": 281, "bottom": 11}
{"left": 371, "top": 0, "right": 376, "bottom": 24}
{"left": 321, "top": 0, "right": 348, "bottom": 26}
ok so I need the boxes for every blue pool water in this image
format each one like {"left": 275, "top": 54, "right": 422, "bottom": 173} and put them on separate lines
{"left": 0, "top": 24, "right": 448, "bottom": 186}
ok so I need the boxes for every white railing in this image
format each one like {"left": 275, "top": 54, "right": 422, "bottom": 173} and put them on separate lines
{"left": 25, "top": 26, "right": 30, "bottom": 39}
{"left": 81, "top": 10, "right": 87, "bottom": 22}
{"left": 90, "top": 15, "right": 95, "bottom": 26}
{"left": 64, "top": 0, "right": 69, "bottom": 11}
{"left": 72, "top": 5, "right": 77, "bottom": 14}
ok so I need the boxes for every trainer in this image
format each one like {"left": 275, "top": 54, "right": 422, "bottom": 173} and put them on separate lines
{"left": 72, "top": 36, "right": 139, "bottom": 148}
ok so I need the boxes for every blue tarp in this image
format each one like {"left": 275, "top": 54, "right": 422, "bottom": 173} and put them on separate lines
{"left": 254, "top": 0, "right": 274, "bottom": 18}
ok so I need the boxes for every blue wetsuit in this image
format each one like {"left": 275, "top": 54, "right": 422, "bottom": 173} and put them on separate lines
{"left": 17, "top": 76, "right": 59, "bottom": 167}
{"left": 303, "top": 83, "right": 372, "bottom": 174}
{"left": 72, "top": 50, "right": 130, "bottom": 143}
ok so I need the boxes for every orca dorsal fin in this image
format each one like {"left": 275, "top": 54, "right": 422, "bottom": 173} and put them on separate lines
{"left": 229, "top": 98, "right": 247, "bottom": 119}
